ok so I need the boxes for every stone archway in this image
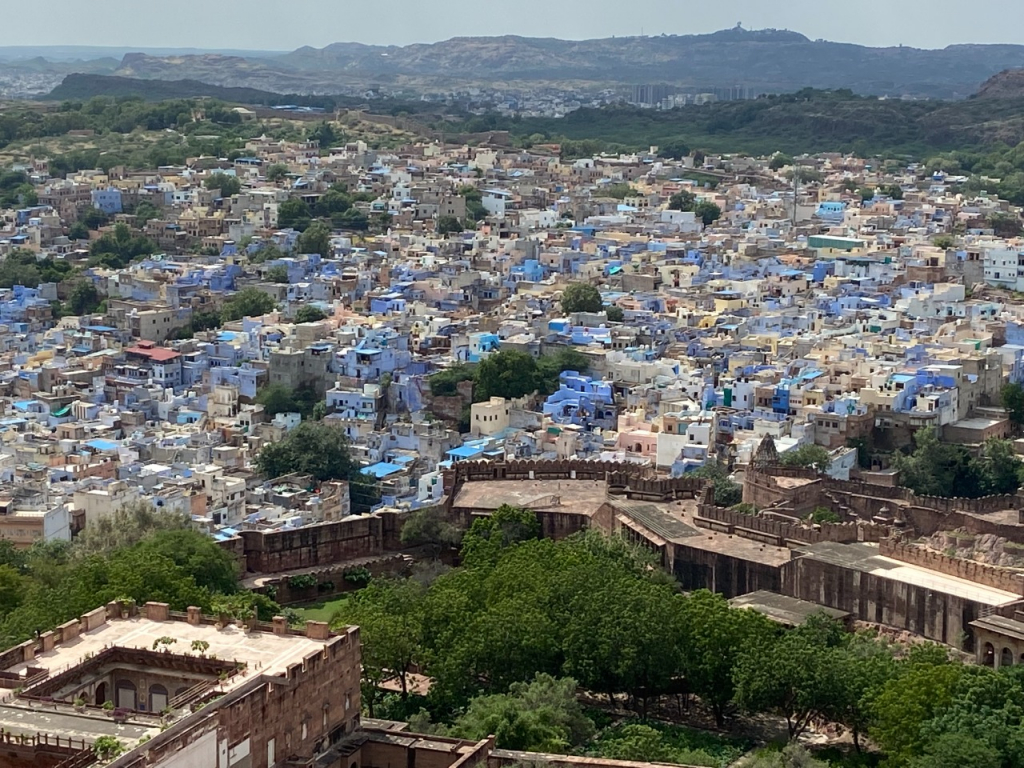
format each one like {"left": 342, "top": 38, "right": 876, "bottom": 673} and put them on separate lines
{"left": 1002, "top": 647, "right": 1015, "bottom": 668}
{"left": 983, "top": 642, "right": 995, "bottom": 666}
{"left": 94, "top": 681, "right": 107, "bottom": 706}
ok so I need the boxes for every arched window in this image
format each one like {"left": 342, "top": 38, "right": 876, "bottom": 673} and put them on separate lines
{"left": 1002, "top": 647, "right": 1015, "bottom": 668}
{"left": 983, "top": 642, "right": 995, "bottom": 666}
{"left": 149, "top": 684, "right": 168, "bottom": 713}
{"left": 116, "top": 679, "right": 137, "bottom": 710}
{"left": 94, "top": 682, "right": 107, "bottom": 707}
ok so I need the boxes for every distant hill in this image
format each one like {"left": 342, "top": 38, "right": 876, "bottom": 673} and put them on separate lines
{"left": 973, "top": 69, "right": 1024, "bottom": 99}
{"left": 46, "top": 73, "right": 296, "bottom": 103}
{"left": 487, "top": 89, "right": 1024, "bottom": 157}
{"left": 6, "top": 28, "right": 1017, "bottom": 100}
{"left": 251, "top": 29, "right": 1024, "bottom": 99}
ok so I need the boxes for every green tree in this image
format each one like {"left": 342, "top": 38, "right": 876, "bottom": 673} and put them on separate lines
{"left": 734, "top": 614, "right": 848, "bottom": 739}
{"left": 437, "top": 216, "right": 464, "bottom": 235}
{"left": 668, "top": 190, "right": 696, "bottom": 211}
{"left": 256, "top": 421, "right": 366, "bottom": 484}
{"left": 535, "top": 348, "right": 591, "bottom": 394}
{"left": 976, "top": 437, "right": 1024, "bottom": 495}
{"left": 400, "top": 507, "right": 465, "bottom": 558}
{"left": 68, "top": 222, "right": 89, "bottom": 241}
{"left": 892, "top": 426, "right": 1017, "bottom": 499}
{"left": 769, "top": 153, "right": 793, "bottom": 171}
{"left": 131, "top": 528, "right": 239, "bottom": 595}
{"left": 746, "top": 745, "right": 830, "bottom": 768}
{"left": 459, "top": 185, "right": 488, "bottom": 221}
{"left": 909, "top": 733, "right": 1002, "bottom": 768}
{"left": 277, "top": 198, "right": 312, "bottom": 231}
{"left": 79, "top": 207, "right": 109, "bottom": 230}
{"left": 560, "top": 282, "right": 603, "bottom": 314}
{"left": 989, "top": 212, "right": 1022, "bottom": 238}
{"left": 221, "top": 287, "right": 276, "bottom": 321}
{"left": 265, "top": 265, "right": 289, "bottom": 283}
{"left": 596, "top": 725, "right": 676, "bottom": 764}
{"left": 190, "top": 310, "right": 222, "bottom": 333}
{"left": 0, "top": 565, "right": 24, "bottom": 617}
{"left": 429, "top": 364, "right": 475, "bottom": 397}
{"left": 336, "top": 579, "right": 425, "bottom": 711}
{"left": 133, "top": 200, "right": 160, "bottom": 225}
{"left": 88, "top": 223, "right": 155, "bottom": 269}
{"left": 870, "top": 649, "right": 964, "bottom": 766}
{"left": 1002, "top": 382, "right": 1024, "bottom": 431}
{"left": 475, "top": 350, "right": 540, "bottom": 400}
{"left": 450, "top": 675, "right": 596, "bottom": 752}
{"left": 691, "top": 463, "right": 742, "bottom": 506}
{"left": 606, "top": 305, "right": 624, "bottom": 322}
{"left": 334, "top": 207, "right": 368, "bottom": 231}
{"left": 297, "top": 220, "right": 331, "bottom": 256}
{"left": 66, "top": 282, "right": 101, "bottom": 316}
{"left": 679, "top": 591, "right": 776, "bottom": 726}
{"left": 314, "top": 189, "right": 352, "bottom": 217}
{"left": 602, "top": 183, "right": 638, "bottom": 200}
{"left": 858, "top": 187, "right": 876, "bottom": 202}
{"left": 933, "top": 235, "right": 955, "bottom": 249}
{"left": 0, "top": 253, "right": 42, "bottom": 288}
{"left": 265, "top": 164, "right": 289, "bottom": 183}
{"left": 460, "top": 505, "right": 541, "bottom": 568}
{"left": 71, "top": 501, "right": 190, "bottom": 557}
{"left": 780, "top": 444, "right": 832, "bottom": 473}
{"left": 204, "top": 172, "right": 241, "bottom": 197}
{"left": 294, "top": 305, "right": 328, "bottom": 324}
{"left": 695, "top": 200, "right": 722, "bottom": 227}
{"left": 256, "top": 384, "right": 301, "bottom": 417}
{"left": 884, "top": 183, "right": 905, "bottom": 200}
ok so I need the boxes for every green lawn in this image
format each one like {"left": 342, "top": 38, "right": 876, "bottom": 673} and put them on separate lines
{"left": 290, "top": 596, "right": 349, "bottom": 623}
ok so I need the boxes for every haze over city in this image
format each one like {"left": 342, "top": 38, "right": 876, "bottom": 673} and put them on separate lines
{"left": 14, "top": 0, "right": 1024, "bottom": 50}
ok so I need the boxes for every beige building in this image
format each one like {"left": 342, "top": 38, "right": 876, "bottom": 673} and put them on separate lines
{"left": 470, "top": 397, "right": 510, "bottom": 437}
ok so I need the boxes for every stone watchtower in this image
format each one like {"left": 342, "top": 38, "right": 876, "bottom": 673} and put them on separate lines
{"left": 751, "top": 433, "right": 779, "bottom": 471}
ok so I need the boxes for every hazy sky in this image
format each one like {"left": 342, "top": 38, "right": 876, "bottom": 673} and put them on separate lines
{"left": 15, "top": 0, "right": 1024, "bottom": 51}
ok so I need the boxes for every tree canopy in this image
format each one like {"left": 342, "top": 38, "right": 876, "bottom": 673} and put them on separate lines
{"left": 561, "top": 283, "right": 603, "bottom": 314}
{"left": 221, "top": 287, "right": 276, "bottom": 321}
{"left": 895, "top": 427, "right": 1024, "bottom": 498}
{"left": 294, "top": 305, "right": 328, "bottom": 324}
{"left": 204, "top": 172, "right": 241, "bottom": 197}
{"left": 780, "top": 444, "right": 832, "bottom": 473}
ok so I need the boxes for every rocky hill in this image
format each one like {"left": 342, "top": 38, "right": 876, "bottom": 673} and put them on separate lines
{"left": 77, "top": 28, "right": 1024, "bottom": 99}
{"left": 973, "top": 69, "right": 1024, "bottom": 99}
{"left": 13, "top": 29, "right": 1024, "bottom": 100}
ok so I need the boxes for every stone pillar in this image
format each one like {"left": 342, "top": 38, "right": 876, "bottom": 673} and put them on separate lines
{"left": 58, "top": 620, "right": 80, "bottom": 643}
{"left": 145, "top": 602, "right": 170, "bottom": 622}
{"left": 305, "top": 621, "right": 330, "bottom": 641}
{"left": 40, "top": 632, "right": 55, "bottom": 653}
{"left": 272, "top": 616, "right": 289, "bottom": 636}
{"left": 187, "top": 607, "right": 202, "bottom": 626}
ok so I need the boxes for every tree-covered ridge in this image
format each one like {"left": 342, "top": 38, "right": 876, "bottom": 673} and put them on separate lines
{"left": 459, "top": 89, "right": 1024, "bottom": 160}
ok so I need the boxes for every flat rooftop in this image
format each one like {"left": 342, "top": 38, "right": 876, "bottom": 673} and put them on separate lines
{"left": 619, "top": 497, "right": 794, "bottom": 568}
{"left": 7, "top": 616, "right": 331, "bottom": 684}
{"left": 970, "top": 614, "right": 1024, "bottom": 642}
{"left": 730, "top": 590, "right": 851, "bottom": 626}
{"left": 795, "top": 542, "right": 1022, "bottom": 606}
{"left": 452, "top": 479, "right": 607, "bottom": 515}
{"left": 0, "top": 611, "right": 340, "bottom": 744}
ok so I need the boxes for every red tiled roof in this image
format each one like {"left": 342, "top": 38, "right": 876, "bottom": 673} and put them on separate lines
{"left": 125, "top": 345, "right": 181, "bottom": 362}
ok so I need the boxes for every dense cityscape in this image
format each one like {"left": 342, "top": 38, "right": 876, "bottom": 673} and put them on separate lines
{"left": 2, "top": 8, "right": 1024, "bottom": 768}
